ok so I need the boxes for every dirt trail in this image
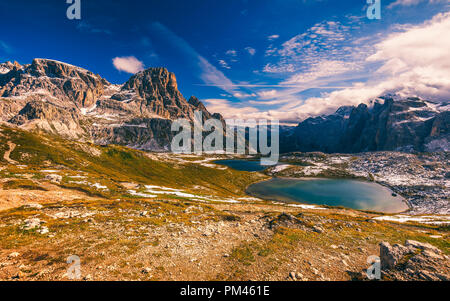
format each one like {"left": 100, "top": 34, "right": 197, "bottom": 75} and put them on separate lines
{"left": 3, "top": 142, "right": 18, "bottom": 164}
{"left": 0, "top": 182, "right": 103, "bottom": 212}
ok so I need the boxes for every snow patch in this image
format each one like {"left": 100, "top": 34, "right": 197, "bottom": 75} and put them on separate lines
{"left": 373, "top": 215, "right": 450, "bottom": 225}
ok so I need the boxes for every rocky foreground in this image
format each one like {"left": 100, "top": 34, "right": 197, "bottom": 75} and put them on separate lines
{"left": 380, "top": 240, "right": 450, "bottom": 281}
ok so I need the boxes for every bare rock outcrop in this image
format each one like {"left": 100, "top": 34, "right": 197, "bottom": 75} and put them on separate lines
{"left": 283, "top": 95, "right": 449, "bottom": 153}
{"left": 0, "top": 58, "right": 221, "bottom": 150}
{"left": 379, "top": 240, "right": 450, "bottom": 281}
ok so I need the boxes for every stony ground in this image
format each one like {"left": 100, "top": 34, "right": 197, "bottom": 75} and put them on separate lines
{"left": 0, "top": 197, "right": 448, "bottom": 281}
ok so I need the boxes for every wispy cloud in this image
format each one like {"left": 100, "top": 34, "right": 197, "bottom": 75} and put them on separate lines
{"left": 218, "top": 59, "right": 231, "bottom": 69}
{"left": 233, "top": 92, "right": 257, "bottom": 98}
{"left": 264, "top": 19, "right": 365, "bottom": 75}
{"left": 268, "top": 34, "right": 280, "bottom": 40}
{"left": 388, "top": 0, "right": 449, "bottom": 9}
{"left": 225, "top": 49, "right": 238, "bottom": 56}
{"left": 112, "top": 56, "right": 145, "bottom": 74}
{"left": 150, "top": 22, "right": 237, "bottom": 94}
{"left": 76, "top": 21, "right": 112, "bottom": 35}
{"left": 245, "top": 47, "right": 256, "bottom": 56}
{"left": 0, "top": 41, "right": 12, "bottom": 54}
{"left": 205, "top": 11, "right": 450, "bottom": 124}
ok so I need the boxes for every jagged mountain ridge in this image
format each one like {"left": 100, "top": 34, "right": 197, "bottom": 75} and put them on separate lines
{"left": 281, "top": 95, "right": 449, "bottom": 153}
{"left": 1, "top": 59, "right": 449, "bottom": 154}
{"left": 0, "top": 59, "right": 222, "bottom": 151}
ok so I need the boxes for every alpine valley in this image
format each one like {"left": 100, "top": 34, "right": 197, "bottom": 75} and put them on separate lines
{"left": 0, "top": 59, "right": 448, "bottom": 281}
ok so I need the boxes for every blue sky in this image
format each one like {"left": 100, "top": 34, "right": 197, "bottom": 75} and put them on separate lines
{"left": 0, "top": 0, "right": 449, "bottom": 124}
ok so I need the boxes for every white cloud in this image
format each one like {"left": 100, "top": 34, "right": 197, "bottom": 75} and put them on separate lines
{"left": 257, "top": 89, "right": 280, "bottom": 99}
{"left": 263, "top": 63, "right": 295, "bottom": 73}
{"left": 218, "top": 59, "right": 231, "bottom": 69}
{"left": 388, "top": 0, "right": 449, "bottom": 9}
{"left": 204, "top": 12, "right": 450, "bottom": 124}
{"left": 245, "top": 47, "right": 256, "bottom": 56}
{"left": 233, "top": 92, "right": 257, "bottom": 98}
{"left": 283, "top": 60, "right": 359, "bottom": 84}
{"left": 112, "top": 56, "right": 145, "bottom": 74}
{"left": 263, "top": 19, "right": 365, "bottom": 75}
{"left": 225, "top": 49, "right": 237, "bottom": 56}
{"left": 281, "top": 11, "right": 450, "bottom": 119}
{"left": 365, "top": 11, "right": 450, "bottom": 100}
{"left": 268, "top": 34, "right": 280, "bottom": 40}
{"left": 203, "top": 99, "right": 259, "bottom": 117}
{"left": 76, "top": 21, "right": 112, "bottom": 35}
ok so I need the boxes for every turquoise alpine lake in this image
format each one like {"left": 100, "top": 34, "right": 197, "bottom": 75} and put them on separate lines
{"left": 247, "top": 178, "right": 409, "bottom": 213}
{"left": 214, "top": 159, "right": 271, "bottom": 172}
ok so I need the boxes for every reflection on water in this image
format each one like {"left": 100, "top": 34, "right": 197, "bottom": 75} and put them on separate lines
{"left": 247, "top": 178, "right": 409, "bottom": 213}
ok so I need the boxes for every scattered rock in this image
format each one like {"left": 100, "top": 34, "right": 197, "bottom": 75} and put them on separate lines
{"left": 8, "top": 252, "right": 20, "bottom": 259}
{"left": 379, "top": 240, "right": 450, "bottom": 281}
{"left": 295, "top": 272, "right": 307, "bottom": 281}
{"left": 405, "top": 240, "right": 441, "bottom": 254}
{"left": 45, "top": 174, "right": 62, "bottom": 183}
{"left": 11, "top": 271, "right": 26, "bottom": 280}
{"left": 25, "top": 203, "right": 43, "bottom": 209}
{"left": 289, "top": 272, "right": 297, "bottom": 280}
{"left": 267, "top": 213, "right": 305, "bottom": 230}
{"left": 22, "top": 218, "right": 43, "bottom": 230}
{"left": 312, "top": 226, "right": 324, "bottom": 233}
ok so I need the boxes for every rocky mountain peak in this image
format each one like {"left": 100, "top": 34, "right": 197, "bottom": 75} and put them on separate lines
{"left": 0, "top": 61, "right": 22, "bottom": 74}
{"left": 188, "top": 96, "right": 206, "bottom": 111}
{"left": 0, "top": 58, "right": 224, "bottom": 151}
{"left": 282, "top": 95, "right": 449, "bottom": 153}
{"left": 334, "top": 106, "right": 354, "bottom": 118}
{"left": 123, "top": 67, "right": 178, "bottom": 95}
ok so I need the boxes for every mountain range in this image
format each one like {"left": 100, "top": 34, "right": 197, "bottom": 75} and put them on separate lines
{"left": 1, "top": 59, "right": 449, "bottom": 153}
{"left": 0, "top": 59, "right": 221, "bottom": 151}
{"left": 281, "top": 95, "right": 449, "bottom": 153}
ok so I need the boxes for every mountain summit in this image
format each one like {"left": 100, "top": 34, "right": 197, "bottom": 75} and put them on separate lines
{"left": 282, "top": 96, "right": 449, "bottom": 153}
{"left": 0, "top": 59, "right": 220, "bottom": 151}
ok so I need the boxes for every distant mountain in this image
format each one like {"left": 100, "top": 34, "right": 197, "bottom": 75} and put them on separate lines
{"left": 0, "top": 59, "right": 221, "bottom": 151}
{"left": 281, "top": 95, "right": 449, "bottom": 153}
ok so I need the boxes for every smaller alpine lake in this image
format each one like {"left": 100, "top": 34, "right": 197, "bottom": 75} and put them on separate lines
{"left": 247, "top": 178, "right": 409, "bottom": 213}
{"left": 214, "top": 159, "right": 269, "bottom": 172}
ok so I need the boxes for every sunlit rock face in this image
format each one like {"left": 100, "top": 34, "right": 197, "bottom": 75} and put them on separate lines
{"left": 0, "top": 59, "right": 220, "bottom": 150}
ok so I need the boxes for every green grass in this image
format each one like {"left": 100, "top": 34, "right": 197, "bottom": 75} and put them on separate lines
{"left": 0, "top": 125, "right": 266, "bottom": 198}
{"left": 2, "top": 179, "right": 47, "bottom": 191}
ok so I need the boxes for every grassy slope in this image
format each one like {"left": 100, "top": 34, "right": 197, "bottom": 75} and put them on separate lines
{"left": 0, "top": 125, "right": 265, "bottom": 198}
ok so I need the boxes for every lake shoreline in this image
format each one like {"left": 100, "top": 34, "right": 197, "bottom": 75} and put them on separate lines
{"left": 245, "top": 175, "right": 411, "bottom": 214}
{"left": 216, "top": 158, "right": 411, "bottom": 214}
